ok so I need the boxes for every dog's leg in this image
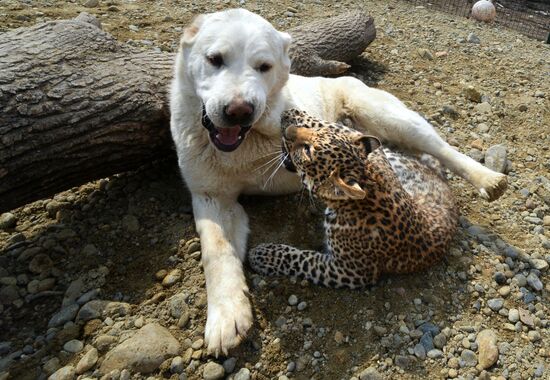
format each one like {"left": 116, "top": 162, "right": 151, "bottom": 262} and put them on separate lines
{"left": 335, "top": 77, "right": 507, "bottom": 201}
{"left": 192, "top": 193, "right": 253, "bottom": 356}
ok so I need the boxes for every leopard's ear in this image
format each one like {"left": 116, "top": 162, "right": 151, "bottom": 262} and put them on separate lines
{"left": 355, "top": 135, "right": 381, "bottom": 155}
{"left": 329, "top": 169, "right": 366, "bottom": 200}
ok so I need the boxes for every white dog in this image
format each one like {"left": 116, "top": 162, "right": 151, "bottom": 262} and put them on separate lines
{"left": 170, "top": 8, "right": 506, "bottom": 356}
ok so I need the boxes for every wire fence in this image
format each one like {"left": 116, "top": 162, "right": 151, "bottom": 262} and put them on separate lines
{"left": 402, "top": 0, "right": 550, "bottom": 41}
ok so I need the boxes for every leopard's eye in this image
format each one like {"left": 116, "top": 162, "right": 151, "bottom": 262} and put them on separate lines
{"left": 303, "top": 144, "right": 312, "bottom": 158}
{"left": 207, "top": 54, "right": 224, "bottom": 68}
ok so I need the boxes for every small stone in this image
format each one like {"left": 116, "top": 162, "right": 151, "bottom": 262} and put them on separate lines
{"left": 234, "top": 368, "right": 251, "bottom": 380}
{"left": 122, "top": 214, "right": 140, "bottom": 232}
{"left": 508, "top": 308, "right": 519, "bottom": 323}
{"left": 535, "top": 91, "right": 545, "bottom": 98}
{"left": 467, "top": 32, "right": 480, "bottom": 43}
{"left": 417, "top": 48, "right": 433, "bottom": 60}
{"left": 395, "top": 355, "right": 410, "bottom": 369}
{"left": 528, "top": 330, "right": 541, "bottom": 342}
{"left": 76, "top": 300, "right": 130, "bottom": 321}
{"left": 288, "top": 294, "right": 298, "bottom": 306}
{"left": 334, "top": 331, "right": 345, "bottom": 344}
{"left": 162, "top": 269, "right": 182, "bottom": 287}
{"left": 48, "top": 365, "right": 76, "bottom": 380}
{"left": 427, "top": 349, "right": 444, "bottom": 359}
{"left": 476, "top": 329, "right": 498, "bottom": 369}
{"left": 518, "top": 104, "right": 528, "bottom": 112}
{"left": 487, "top": 298, "right": 504, "bottom": 311}
{"left": 485, "top": 145, "right": 507, "bottom": 173}
{"left": 203, "top": 362, "right": 225, "bottom": 380}
{"left": 63, "top": 339, "right": 84, "bottom": 353}
{"left": 48, "top": 304, "right": 80, "bottom": 327}
{"left": 519, "top": 308, "right": 535, "bottom": 327}
{"left": 297, "top": 301, "right": 307, "bottom": 311}
{"left": 43, "top": 357, "right": 60, "bottom": 374}
{"left": 461, "top": 349, "right": 477, "bottom": 367}
{"left": 358, "top": 366, "right": 383, "bottom": 380}
{"left": 128, "top": 25, "right": 139, "bottom": 32}
{"left": 170, "top": 356, "right": 185, "bottom": 374}
{"left": 100, "top": 323, "right": 180, "bottom": 373}
{"left": 464, "top": 86, "right": 482, "bottom": 102}
{"left": 527, "top": 273, "right": 543, "bottom": 291}
{"left": 420, "top": 332, "right": 434, "bottom": 351}
{"left": 0, "top": 213, "right": 16, "bottom": 230}
{"left": 475, "top": 102, "right": 492, "bottom": 114}
{"left": 76, "top": 347, "right": 98, "bottom": 374}
{"left": 448, "top": 368, "right": 458, "bottom": 378}
{"left": 433, "top": 333, "right": 447, "bottom": 349}
{"left": 83, "top": 0, "right": 99, "bottom": 8}
{"left": 514, "top": 274, "right": 527, "bottom": 287}
{"left": 498, "top": 286, "right": 511, "bottom": 297}
{"left": 29, "top": 254, "right": 53, "bottom": 274}
{"left": 223, "top": 357, "right": 237, "bottom": 374}
{"left": 81, "top": 244, "right": 98, "bottom": 256}
{"left": 531, "top": 259, "right": 548, "bottom": 271}
{"left": 414, "top": 343, "right": 426, "bottom": 359}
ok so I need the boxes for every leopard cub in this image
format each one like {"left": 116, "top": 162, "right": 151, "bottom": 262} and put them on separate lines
{"left": 248, "top": 109, "right": 459, "bottom": 288}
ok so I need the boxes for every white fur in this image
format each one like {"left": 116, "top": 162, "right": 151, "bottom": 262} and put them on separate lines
{"left": 170, "top": 8, "right": 506, "bottom": 356}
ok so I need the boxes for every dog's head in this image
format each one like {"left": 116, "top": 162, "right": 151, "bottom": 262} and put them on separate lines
{"left": 178, "top": 9, "right": 291, "bottom": 152}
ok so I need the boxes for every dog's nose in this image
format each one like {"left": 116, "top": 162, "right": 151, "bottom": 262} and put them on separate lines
{"left": 223, "top": 100, "right": 254, "bottom": 125}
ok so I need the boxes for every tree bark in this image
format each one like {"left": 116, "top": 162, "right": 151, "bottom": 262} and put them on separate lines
{"left": 0, "top": 12, "right": 376, "bottom": 213}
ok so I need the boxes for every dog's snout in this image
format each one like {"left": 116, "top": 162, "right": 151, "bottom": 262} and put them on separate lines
{"left": 223, "top": 100, "right": 254, "bottom": 125}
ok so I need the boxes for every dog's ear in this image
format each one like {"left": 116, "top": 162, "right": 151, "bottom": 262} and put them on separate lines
{"left": 279, "top": 31, "right": 292, "bottom": 55}
{"left": 180, "top": 14, "right": 206, "bottom": 47}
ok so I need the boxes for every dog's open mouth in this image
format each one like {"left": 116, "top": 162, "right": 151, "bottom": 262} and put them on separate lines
{"left": 201, "top": 106, "right": 252, "bottom": 152}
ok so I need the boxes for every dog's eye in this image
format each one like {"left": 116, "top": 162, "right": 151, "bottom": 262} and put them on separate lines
{"left": 257, "top": 63, "right": 272, "bottom": 73}
{"left": 207, "top": 54, "right": 224, "bottom": 68}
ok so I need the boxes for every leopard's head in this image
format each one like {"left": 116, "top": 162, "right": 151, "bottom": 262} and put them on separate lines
{"left": 281, "top": 109, "right": 381, "bottom": 201}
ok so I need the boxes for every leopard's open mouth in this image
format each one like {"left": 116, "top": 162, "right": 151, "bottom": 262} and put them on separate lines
{"left": 201, "top": 106, "right": 252, "bottom": 152}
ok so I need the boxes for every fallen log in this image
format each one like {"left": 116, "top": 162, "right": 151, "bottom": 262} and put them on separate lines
{"left": 0, "top": 11, "right": 376, "bottom": 213}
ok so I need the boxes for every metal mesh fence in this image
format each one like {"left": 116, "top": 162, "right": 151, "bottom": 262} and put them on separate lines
{"left": 402, "top": 0, "right": 550, "bottom": 41}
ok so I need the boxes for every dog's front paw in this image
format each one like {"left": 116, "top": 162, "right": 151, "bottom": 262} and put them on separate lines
{"left": 478, "top": 172, "right": 508, "bottom": 202}
{"left": 204, "top": 294, "right": 253, "bottom": 357}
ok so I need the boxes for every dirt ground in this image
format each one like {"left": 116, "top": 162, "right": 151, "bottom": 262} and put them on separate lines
{"left": 0, "top": 1, "right": 549, "bottom": 380}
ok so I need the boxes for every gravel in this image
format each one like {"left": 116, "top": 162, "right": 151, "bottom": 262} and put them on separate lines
{"left": 0, "top": 1, "right": 548, "bottom": 379}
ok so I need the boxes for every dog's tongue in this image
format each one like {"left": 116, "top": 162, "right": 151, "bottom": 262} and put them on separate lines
{"left": 216, "top": 127, "right": 241, "bottom": 145}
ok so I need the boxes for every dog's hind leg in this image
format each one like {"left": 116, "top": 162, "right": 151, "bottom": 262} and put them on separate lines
{"left": 192, "top": 193, "right": 253, "bottom": 356}
{"left": 331, "top": 77, "right": 507, "bottom": 201}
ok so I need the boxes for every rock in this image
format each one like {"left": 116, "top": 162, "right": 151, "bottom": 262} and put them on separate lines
{"left": 43, "top": 357, "right": 60, "bottom": 375}
{"left": 122, "top": 214, "right": 140, "bottom": 232}
{"left": 234, "top": 368, "right": 251, "bottom": 380}
{"left": 28, "top": 254, "right": 53, "bottom": 274}
{"left": 519, "top": 308, "right": 535, "bottom": 327}
{"left": 413, "top": 343, "right": 426, "bottom": 359}
{"left": 63, "top": 339, "right": 84, "bottom": 353}
{"left": 334, "top": 330, "right": 345, "bottom": 344}
{"left": 475, "top": 102, "right": 492, "bottom": 113}
{"left": 528, "top": 330, "right": 541, "bottom": 342}
{"left": 169, "top": 293, "right": 189, "bottom": 318}
{"left": 76, "top": 347, "right": 98, "bottom": 374}
{"left": 358, "top": 366, "right": 383, "bottom": 380}
{"left": 94, "top": 335, "right": 118, "bottom": 352}
{"left": 48, "top": 304, "right": 80, "bottom": 327}
{"left": 83, "top": 0, "right": 99, "bottom": 8}
{"left": 508, "top": 308, "right": 519, "bottom": 323}
{"left": 464, "top": 86, "right": 482, "bottom": 103}
{"left": 420, "top": 332, "right": 434, "bottom": 351}
{"left": 0, "top": 285, "right": 20, "bottom": 304}
{"left": 487, "top": 298, "right": 504, "bottom": 311}
{"left": 433, "top": 333, "right": 447, "bottom": 349}
{"left": 203, "top": 362, "right": 225, "bottom": 380}
{"left": 467, "top": 32, "right": 480, "bottom": 43}
{"left": 288, "top": 294, "right": 298, "bottom": 306}
{"left": 527, "top": 273, "right": 543, "bottom": 291}
{"left": 417, "top": 48, "right": 433, "bottom": 60}
{"left": 162, "top": 269, "right": 182, "bottom": 287}
{"left": 170, "top": 356, "right": 184, "bottom": 374}
{"left": 395, "top": 355, "right": 411, "bottom": 369}
{"left": 0, "top": 213, "right": 16, "bottom": 230}
{"left": 494, "top": 271, "right": 507, "bottom": 285}
{"left": 223, "top": 357, "right": 237, "bottom": 374}
{"left": 427, "top": 349, "right": 443, "bottom": 359}
{"left": 81, "top": 244, "right": 98, "bottom": 256}
{"left": 476, "top": 329, "right": 499, "bottom": 369}
{"left": 100, "top": 323, "right": 180, "bottom": 374}
{"left": 485, "top": 145, "right": 507, "bottom": 173}
{"left": 76, "top": 300, "right": 130, "bottom": 321}
{"left": 461, "top": 349, "right": 477, "bottom": 367}
{"left": 48, "top": 365, "right": 76, "bottom": 380}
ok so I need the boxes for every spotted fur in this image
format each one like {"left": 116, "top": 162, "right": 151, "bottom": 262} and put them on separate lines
{"left": 248, "top": 109, "right": 459, "bottom": 288}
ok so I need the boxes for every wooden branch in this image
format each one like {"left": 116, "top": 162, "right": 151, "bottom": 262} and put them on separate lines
{"left": 0, "top": 12, "right": 376, "bottom": 213}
